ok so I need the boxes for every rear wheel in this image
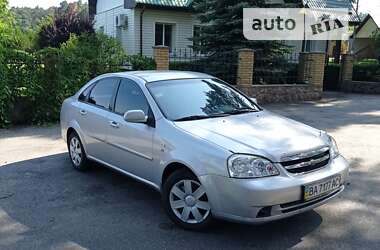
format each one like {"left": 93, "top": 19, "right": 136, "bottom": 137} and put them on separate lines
{"left": 68, "top": 132, "right": 90, "bottom": 171}
{"left": 162, "top": 169, "right": 213, "bottom": 230}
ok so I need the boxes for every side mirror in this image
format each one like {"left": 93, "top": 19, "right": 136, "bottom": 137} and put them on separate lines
{"left": 250, "top": 97, "right": 258, "bottom": 104}
{"left": 124, "top": 110, "right": 148, "bottom": 124}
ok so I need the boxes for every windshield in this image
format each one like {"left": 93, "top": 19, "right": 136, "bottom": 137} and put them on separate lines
{"left": 147, "top": 78, "right": 260, "bottom": 121}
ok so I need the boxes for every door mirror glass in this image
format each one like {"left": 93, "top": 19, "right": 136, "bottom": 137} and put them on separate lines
{"left": 124, "top": 110, "right": 147, "bottom": 123}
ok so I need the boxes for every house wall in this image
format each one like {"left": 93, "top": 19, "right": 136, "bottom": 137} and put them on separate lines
{"left": 94, "top": 2, "right": 197, "bottom": 56}
{"left": 356, "top": 18, "right": 378, "bottom": 38}
{"left": 94, "top": 5, "right": 136, "bottom": 55}
{"left": 134, "top": 8, "right": 197, "bottom": 56}
{"left": 97, "top": 0, "right": 123, "bottom": 13}
{"left": 352, "top": 17, "right": 379, "bottom": 59}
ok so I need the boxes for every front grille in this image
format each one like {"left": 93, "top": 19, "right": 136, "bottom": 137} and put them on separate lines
{"left": 281, "top": 147, "right": 330, "bottom": 174}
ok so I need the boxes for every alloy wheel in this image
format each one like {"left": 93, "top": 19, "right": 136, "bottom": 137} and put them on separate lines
{"left": 169, "top": 179, "right": 211, "bottom": 224}
{"left": 69, "top": 136, "right": 82, "bottom": 167}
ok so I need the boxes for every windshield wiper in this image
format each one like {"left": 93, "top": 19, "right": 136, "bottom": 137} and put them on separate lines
{"left": 224, "top": 108, "right": 258, "bottom": 115}
{"left": 174, "top": 113, "right": 228, "bottom": 122}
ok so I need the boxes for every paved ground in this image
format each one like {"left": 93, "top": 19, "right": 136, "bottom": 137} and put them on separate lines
{"left": 0, "top": 92, "right": 379, "bottom": 250}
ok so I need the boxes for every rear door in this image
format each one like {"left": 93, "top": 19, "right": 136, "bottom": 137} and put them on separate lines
{"left": 77, "top": 77, "right": 120, "bottom": 161}
{"left": 105, "top": 78, "right": 155, "bottom": 182}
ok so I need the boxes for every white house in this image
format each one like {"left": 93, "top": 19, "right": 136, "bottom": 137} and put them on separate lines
{"left": 89, "top": 0, "right": 360, "bottom": 57}
{"left": 352, "top": 14, "right": 380, "bottom": 59}
{"left": 89, "top": 0, "right": 198, "bottom": 56}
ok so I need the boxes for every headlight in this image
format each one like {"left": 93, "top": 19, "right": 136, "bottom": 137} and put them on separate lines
{"left": 227, "top": 154, "right": 279, "bottom": 178}
{"left": 328, "top": 135, "right": 340, "bottom": 159}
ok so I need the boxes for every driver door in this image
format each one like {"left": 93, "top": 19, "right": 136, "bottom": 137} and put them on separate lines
{"left": 105, "top": 78, "right": 155, "bottom": 182}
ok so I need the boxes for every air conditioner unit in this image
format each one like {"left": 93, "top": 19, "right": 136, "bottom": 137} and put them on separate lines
{"left": 115, "top": 14, "right": 128, "bottom": 28}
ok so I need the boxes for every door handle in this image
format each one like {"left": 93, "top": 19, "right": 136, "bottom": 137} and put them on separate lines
{"left": 109, "top": 121, "right": 119, "bottom": 128}
{"left": 80, "top": 110, "right": 87, "bottom": 116}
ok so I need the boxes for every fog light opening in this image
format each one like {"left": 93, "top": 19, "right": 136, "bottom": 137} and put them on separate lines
{"left": 256, "top": 206, "right": 272, "bottom": 218}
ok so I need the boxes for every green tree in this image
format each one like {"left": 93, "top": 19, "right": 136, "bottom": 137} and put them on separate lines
{"left": 0, "top": 0, "right": 17, "bottom": 126}
{"left": 10, "top": 1, "right": 88, "bottom": 30}
{"left": 192, "top": 0, "right": 290, "bottom": 55}
{"left": 0, "top": 0, "right": 16, "bottom": 49}
{"left": 11, "top": 6, "right": 54, "bottom": 29}
{"left": 37, "top": 1, "right": 93, "bottom": 48}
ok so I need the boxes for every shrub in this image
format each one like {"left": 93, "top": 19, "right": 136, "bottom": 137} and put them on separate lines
{"left": 0, "top": 49, "right": 38, "bottom": 126}
{"left": 126, "top": 55, "right": 156, "bottom": 70}
{"left": 0, "top": 33, "right": 128, "bottom": 127}
{"left": 60, "top": 33, "right": 127, "bottom": 91}
{"left": 353, "top": 59, "right": 380, "bottom": 82}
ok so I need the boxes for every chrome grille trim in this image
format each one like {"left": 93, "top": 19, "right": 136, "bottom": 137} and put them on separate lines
{"left": 280, "top": 146, "right": 330, "bottom": 162}
{"left": 284, "top": 154, "right": 330, "bottom": 170}
{"left": 280, "top": 146, "right": 331, "bottom": 174}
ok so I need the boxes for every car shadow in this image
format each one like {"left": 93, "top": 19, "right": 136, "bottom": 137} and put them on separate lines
{"left": 0, "top": 153, "right": 325, "bottom": 250}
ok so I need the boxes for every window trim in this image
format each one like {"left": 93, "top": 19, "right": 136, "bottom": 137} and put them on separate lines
{"left": 79, "top": 77, "right": 121, "bottom": 112}
{"left": 111, "top": 78, "right": 156, "bottom": 127}
{"left": 154, "top": 22, "right": 175, "bottom": 48}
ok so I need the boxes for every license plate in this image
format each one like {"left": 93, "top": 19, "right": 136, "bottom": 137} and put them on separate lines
{"left": 303, "top": 175, "right": 342, "bottom": 201}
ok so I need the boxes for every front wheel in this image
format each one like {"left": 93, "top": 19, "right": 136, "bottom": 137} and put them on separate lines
{"left": 162, "top": 169, "right": 213, "bottom": 230}
{"left": 68, "top": 132, "right": 90, "bottom": 171}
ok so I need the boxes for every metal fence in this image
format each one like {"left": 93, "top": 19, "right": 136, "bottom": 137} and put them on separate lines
{"left": 169, "top": 48, "right": 238, "bottom": 84}
{"left": 253, "top": 51, "right": 302, "bottom": 85}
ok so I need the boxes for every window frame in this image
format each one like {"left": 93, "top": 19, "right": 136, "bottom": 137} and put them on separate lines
{"left": 154, "top": 22, "right": 175, "bottom": 48}
{"left": 78, "top": 77, "right": 121, "bottom": 112}
{"left": 111, "top": 77, "right": 156, "bottom": 127}
{"left": 112, "top": 78, "right": 150, "bottom": 116}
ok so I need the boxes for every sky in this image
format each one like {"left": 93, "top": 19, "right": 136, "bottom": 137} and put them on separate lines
{"left": 358, "top": 0, "right": 380, "bottom": 25}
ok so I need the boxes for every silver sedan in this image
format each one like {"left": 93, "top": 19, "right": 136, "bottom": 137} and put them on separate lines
{"left": 60, "top": 71, "right": 349, "bottom": 230}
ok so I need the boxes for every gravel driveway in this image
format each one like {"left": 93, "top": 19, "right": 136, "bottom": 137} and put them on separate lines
{"left": 0, "top": 92, "right": 379, "bottom": 250}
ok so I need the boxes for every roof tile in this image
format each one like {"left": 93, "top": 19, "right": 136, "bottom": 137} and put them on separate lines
{"left": 136, "top": 0, "right": 193, "bottom": 8}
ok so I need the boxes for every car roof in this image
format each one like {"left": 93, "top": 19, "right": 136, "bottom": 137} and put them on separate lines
{"left": 113, "top": 71, "right": 213, "bottom": 83}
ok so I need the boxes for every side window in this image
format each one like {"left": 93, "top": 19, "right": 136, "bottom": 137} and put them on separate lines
{"left": 114, "top": 79, "right": 149, "bottom": 115}
{"left": 88, "top": 78, "right": 119, "bottom": 109}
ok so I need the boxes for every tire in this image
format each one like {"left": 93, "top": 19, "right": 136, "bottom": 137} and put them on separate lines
{"left": 162, "top": 169, "right": 213, "bottom": 230}
{"left": 67, "top": 131, "right": 90, "bottom": 171}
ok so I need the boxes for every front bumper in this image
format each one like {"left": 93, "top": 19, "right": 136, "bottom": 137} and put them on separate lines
{"left": 199, "top": 155, "right": 349, "bottom": 224}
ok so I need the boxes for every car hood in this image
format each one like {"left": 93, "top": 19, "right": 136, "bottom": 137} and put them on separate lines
{"left": 174, "top": 110, "right": 327, "bottom": 162}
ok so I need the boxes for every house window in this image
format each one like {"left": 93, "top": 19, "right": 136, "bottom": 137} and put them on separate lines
{"left": 155, "top": 23, "right": 173, "bottom": 48}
